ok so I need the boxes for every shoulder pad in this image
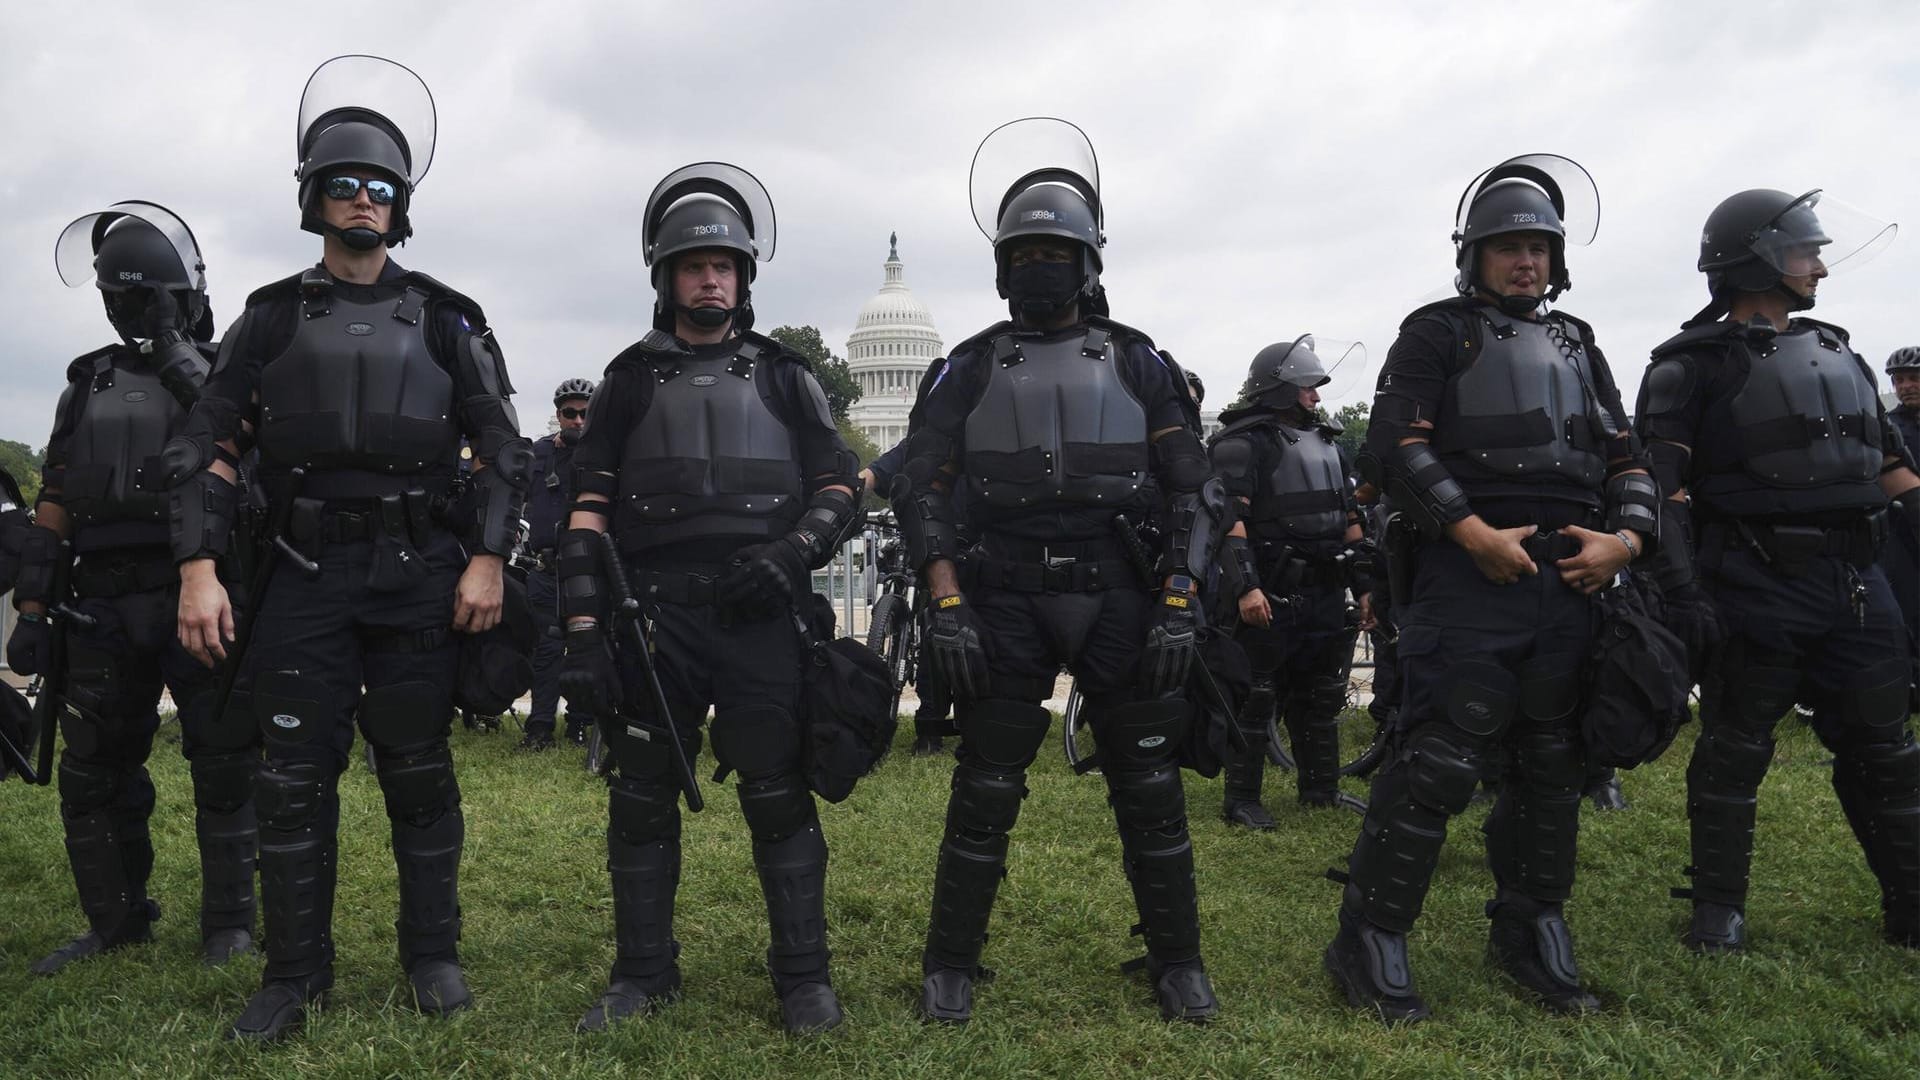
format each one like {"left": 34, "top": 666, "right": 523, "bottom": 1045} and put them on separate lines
{"left": 1398, "top": 295, "right": 1474, "bottom": 333}
{"left": 947, "top": 320, "right": 1016, "bottom": 359}
{"left": 1318, "top": 420, "right": 1344, "bottom": 439}
{"left": 1650, "top": 320, "right": 1737, "bottom": 359}
{"left": 1794, "top": 317, "right": 1852, "bottom": 344}
{"left": 609, "top": 331, "right": 689, "bottom": 369}
{"left": 1085, "top": 314, "right": 1158, "bottom": 350}
{"left": 1207, "top": 415, "right": 1269, "bottom": 447}
{"left": 398, "top": 270, "right": 488, "bottom": 328}
{"left": 64, "top": 345, "right": 121, "bottom": 384}
{"left": 1547, "top": 309, "right": 1595, "bottom": 345}
{"left": 243, "top": 268, "right": 309, "bottom": 310}
{"left": 736, "top": 330, "right": 811, "bottom": 370}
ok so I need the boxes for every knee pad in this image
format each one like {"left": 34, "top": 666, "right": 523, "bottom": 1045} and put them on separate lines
{"left": 711, "top": 704, "right": 801, "bottom": 780}
{"left": 1833, "top": 732, "right": 1920, "bottom": 807}
{"left": 957, "top": 699, "right": 1050, "bottom": 770}
{"left": 1307, "top": 672, "right": 1348, "bottom": 718}
{"left": 736, "top": 771, "right": 817, "bottom": 844}
{"left": 56, "top": 754, "right": 120, "bottom": 816}
{"left": 1405, "top": 727, "right": 1484, "bottom": 816}
{"left": 1444, "top": 660, "right": 1519, "bottom": 738}
{"left": 1690, "top": 725, "right": 1775, "bottom": 794}
{"left": 949, "top": 762, "right": 1028, "bottom": 841}
{"left": 255, "top": 758, "right": 334, "bottom": 833}
{"left": 1513, "top": 726, "right": 1584, "bottom": 795}
{"left": 372, "top": 739, "right": 459, "bottom": 827}
{"left": 252, "top": 670, "right": 335, "bottom": 753}
{"left": 1518, "top": 651, "right": 1583, "bottom": 724}
{"left": 1238, "top": 678, "right": 1277, "bottom": 735}
{"left": 1106, "top": 763, "right": 1187, "bottom": 833}
{"left": 608, "top": 773, "right": 681, "bottom": 846}
{"left": 188, "top": 751, "right": 256, "bottom": 816}
{"left": 1096, "top": 697, "right": 1187, "bottom": 769}
{"left": 1712, "top": 660, "right": 1798, "bottom": 736}
{"left": 359, "top": 681, "right": 453, "bottom": 756}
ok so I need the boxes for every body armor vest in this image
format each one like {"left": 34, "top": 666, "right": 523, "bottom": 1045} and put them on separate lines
{"left": 962, "top": 326, "right": 1148, "bottom": 510}
{"left": 616, "top": 336, "right": 802, "bottom": 550}
{"left": 1434, "top": 312, "right": 1607, "bottom": 488}
{"left": 1250, "top": 423, "right": 1348, "bottom": 543}
{"left": 255, "top": 276, "right": 458, "bottom": 496}
{"left": 1693, "top": 326, "right": 1884, "bottom": 515}
{"left": 61, "top": 350, "right": 189, "bottom": 532}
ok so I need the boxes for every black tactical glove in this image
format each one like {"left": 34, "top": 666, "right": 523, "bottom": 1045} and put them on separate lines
{"left": 926, "top": 594, "right": 990, "bottom": 700}
{"left": 7, "top": 612, "right": 51, "bottom": 677}
{"left": 559, "top": 623, "right": 623, "bottom": 716}
{"left": 149, "top": 329, "right": 209, "bottom": 405}
{"left": 1660, "top": 580, "right": 1724, "bottom": 681}
{"left": 717, "top": 535, "right": 811, "bottom": 618}
{"left": 1141, "top": 579, "right": 1199, "bottom": 697}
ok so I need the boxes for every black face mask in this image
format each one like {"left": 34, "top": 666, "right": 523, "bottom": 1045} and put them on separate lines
{"left": 1006, "top": 261, "right": 1082, "bottom": 321}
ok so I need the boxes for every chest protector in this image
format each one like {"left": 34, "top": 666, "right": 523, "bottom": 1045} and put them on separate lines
{"left": 1722, "top": 327, "right": 1884, "bottom": 489}
{"left": 616, "top": 336, "right": 802, "bottom": 548}
{"left": 62, "top": 350, "right": 189, "bottom": 527}
{"left": 1251, "top": 424, "right": 1348, "bottom": 542}
{"left": 963, "top": 326, "right": 1148, "bottom": 509}
{"left": 1434, "top": 313, "right": 1606, "bottom": 487}
{"left": 255, "top": 274, "right": 458, "bottom": 484}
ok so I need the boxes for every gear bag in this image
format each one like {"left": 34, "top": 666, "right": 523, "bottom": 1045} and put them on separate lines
{"left": 797, "top": 593, "right": 896, "bottom": 802}
{"left": 453, "top": 571, "right": 536, "bottom": 716}
{"left": 1579, "top": 574, "right": 1692, "bottom": 768}
{"left": 1179, "top": 627, "right": 1251, "bottom": 778}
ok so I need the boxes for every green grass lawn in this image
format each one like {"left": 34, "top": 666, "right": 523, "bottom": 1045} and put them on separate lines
{"left": 1, "top": 711, "right": 1915, "bottom": 1079}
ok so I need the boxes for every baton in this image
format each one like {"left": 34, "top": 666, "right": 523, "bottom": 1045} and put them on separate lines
{"left": 209, "top": 467, "right": 317, "bottom": 732}
{"left": 598, "top": 530, "right": 703, "bottom": 812}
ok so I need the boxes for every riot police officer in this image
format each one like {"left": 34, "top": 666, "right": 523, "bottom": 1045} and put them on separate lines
{"left": 1637, "top": 189, "right": 1919, "bottom": 951}
{"left": 1326, "top": 155, "right": 1655, "bottom": 1021}
{"left": 8, "top": 202, "right": 257, "bottom": 973}
{"left": 169, "top": 56, "right": 531, "bottom": 1040}
{"left": 893, "top": 118, "right": 1224, "bottom": 1024}
{"left": 520, "top": 378, "right": 596, "bottom": 751}
{"left": 558, "top": 162, "right": 860, "bottom": 1035}
{"left": 1882, "top": 347, "right": 1920, "bottom": 660}
{"left": 1210, "top": 336, "right": 1373, "bottom": 828}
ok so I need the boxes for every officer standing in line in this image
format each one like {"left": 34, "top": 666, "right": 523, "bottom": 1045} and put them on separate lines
{"left": 1324, "top": 155, "right": 1655, "bottom": 1021}
{"left": 1881, "top": 347, "right": 1920, "bottom": 658}
{"left": 169, "top": 56, "right": 531, "bottom": 1039}
{"left": 519, "top": 378, "right": 596, "bottom": 751}
{"left": 8, "top": 202, "right": 256, "bottom": 973}
{"left": 1209, "top": 336, "right": 1373, "bottom": 828}
{"left": 558, "top": 162, "right": 860, "bottom": 1035}
{"left": 894, "top": 118, "right": 1225, "bottom": 1024}
{"left": 1636, "top": 189, "right": 1919, "bottom": 951}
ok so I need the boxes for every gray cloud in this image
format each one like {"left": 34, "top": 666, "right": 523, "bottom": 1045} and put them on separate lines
{"left": 2, "top": 1, "right": 1915, "bottom": 451}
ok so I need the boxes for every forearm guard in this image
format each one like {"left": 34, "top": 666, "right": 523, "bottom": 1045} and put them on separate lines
{"left": 1387, "top": 441, "right": 1471, "bottom": 538}
{"left": 1604, "top": 471, "right": 1660, "bottom": 553}
{"left": 1221, "top": 534, "right": 1261, "bottom": 599}
{"left": 10, "top": 525, "right": 63, "bottom": 606}
{"left": 463, "top": 438, "right": 534, "bottom": 557}
{"left": 169, "top": 471, "right": 238, "bottom": 565}
{"left": 789, "top": 487, "right": 858, "bottom": 568}
{"left": 1649, "top": 498, "right": 1698, "bottom": 592}
{"left": 557, "top": 527, "right": 606, "bottom": 623}
{"left": 1158, "top": 475, "right": 1229, "bottom": 585}
{"left": 890, "top": 473, "right": 963, "bottom": 570}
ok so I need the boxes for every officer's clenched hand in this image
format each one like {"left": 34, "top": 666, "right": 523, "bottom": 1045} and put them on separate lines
{"left": 926, "top": 594, "right": 990, "bottom": 699}
{"left": 717, "top": 537, "right": 810, "bottom": 617}
{"left": 453, "top": 554, "right": 504, "bottom": 634}
{"left": 1355, "top": 591, "right": 1377, "bottom": 632}
{"left": 1450, "top": 518, "right": 1538, "bottom": 585}
{"left": 176, "top": 558, "right": 234, "bottom": 668}
{"left": 1659, "top": 581, "right": 1725, "bottom": 679}
{"left": 1142, "top": 583, "right": 1199, "bottom": 696}
{"left": 560, "top": 622, "right": 623, "bottom": 715}
{"left": 1554, "top": 525, "right": 1633, "bottom": 594}
{"left": 1237, "top": 587, "right": 1272, "bottom": 628}
{"left": 6, "top": 613, "right": 51, "bottom": 676}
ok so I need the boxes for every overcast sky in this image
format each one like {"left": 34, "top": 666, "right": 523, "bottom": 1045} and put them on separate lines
{"left": 3, "top": 0, "right": 1916, "bottom": 450}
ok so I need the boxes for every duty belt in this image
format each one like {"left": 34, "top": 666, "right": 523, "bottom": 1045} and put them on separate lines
{"left": 1702, "top": 514, "right": 1884, "bottom": 573}
{"left": 1518, "top": 529, "right": 1586, "bottom": 564}
{"left": 969, "top": 534, "right": 1138, "bottom": 594}
{"left": 635, "top": 568, "right": 723, "bottom": 606}
{"left": 71, "top": 555, "right": 176, "bottom": 598}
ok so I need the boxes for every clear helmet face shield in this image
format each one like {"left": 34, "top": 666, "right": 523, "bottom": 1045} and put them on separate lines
{"left": 1746, "top": 190, "right": 1896, "bottom": 279}
{"left": 969, "top": 116, "right": 1102, "bottom": 246}
{"left": 297, "top": 54, "right": 437, "bottom": 189}
{"left": 55, "top": 201, "right": 205, "bottom": 292}
{"left": 642, "top": 161, "right": 778, "bottom": 267}
{"left": 1454, "top": 153, "right": 1599, "bottom": 250}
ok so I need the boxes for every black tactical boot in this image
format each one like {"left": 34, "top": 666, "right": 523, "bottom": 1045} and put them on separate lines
{"left": 33, "top": 806, "right": 160, "bottom": 976}
{"left": 756, "top": 824, "right": 842, "bottom": 1035}
{"left": 1585, "top": 770, "right": 1629, "bottom": 811}
{"left": 409, "top": 959, "right": 473, "bottom": 1016}
{"left": 1324, "top": 914, "right": 1430, "bottom": 1024}
{"left": 392, "top": 809, "right": 469, "bottom": 1015}
{"left": 1222, "top": 754, "right": 1275, "bottom": 830}
{"left": 518, "top": 724, "right": 555, "bottom": 752}
{"left": 1685, "top": 901, "right": 1747, "bottom": 953}
{"left": 228, "top": 972, "right": 333, "bottom": 1042}
{"left": 918, "top": 964, "right": 978, "bottom": 1025}
{"left": 911, "top": 734, "right": 947, "bottom": 756}
{"left": 1148, "top": 958, "right": 1218, "bottom": 1023}
{"left": 1300, "top": 789, "right": 1369, "bottom": 815}
{"left": 1486, "top": 893, "right": 1600, "bottom": 1014}
{"left": 578, "top": 971, "right": 683, "bottom": 1032}
{"left": 580, "top": 826, "right": 683, "bottom": 1032}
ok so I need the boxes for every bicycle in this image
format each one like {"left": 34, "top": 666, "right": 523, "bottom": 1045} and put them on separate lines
{"left": 863, "top": 511, "right": 920, "bottom": 743}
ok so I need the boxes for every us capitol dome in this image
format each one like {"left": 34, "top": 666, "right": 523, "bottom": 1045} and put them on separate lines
{"left": 846, "top": 234, "right": 943, "bottom": 450}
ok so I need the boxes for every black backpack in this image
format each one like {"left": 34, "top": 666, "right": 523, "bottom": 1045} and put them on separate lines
{"left": 798, "top": 594, "right": 897, "bottom": 803}
{"left": 1580, "top": 575, "right": 1693, "bottom": 768}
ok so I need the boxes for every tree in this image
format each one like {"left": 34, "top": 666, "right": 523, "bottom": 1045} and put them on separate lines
{"left": 0, "top": 439, "right": 44, "bottom": 504}
{"left": 767, "top": 325, "right": 861, "bottom": 424}
{"left": 836, "top": 418, "right": 881, "bottom": 471}
{"left": 1331, "top": 402, "right": 1369, "bottom": 458}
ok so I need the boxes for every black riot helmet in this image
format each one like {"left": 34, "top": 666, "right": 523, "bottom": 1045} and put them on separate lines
{"left": 1690, "top": 188, "right": 1896, "bottom": 324}
{"left": 1238, "top": 334, "right": 1368, "bottom": 420}
{"left": 55, "top": 201, "right": 212, "bottom": 345}
{"left": 970, "top": 118, "right": 1106, "bottom": 323}
{"left": 294, "top": 55, "right": 437, "bottom": 250}
{"left": 642, "top": 162, "right": 776, "bottom": 334}
{"left": 1452, "top": 154, "right": 1598, "bottom": 316}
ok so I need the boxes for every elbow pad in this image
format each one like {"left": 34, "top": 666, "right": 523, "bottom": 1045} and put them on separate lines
{"left": 1159, "top": 476, "right": 1230, "bottom": 584}
{"left": 790, "top": 487, "right": 858, "bottom": 567}
{"left": 1604, "top": 472, "right": 1661, "bottom": 553}
{"left": 557, "top": 526, "right": 605, "bottom": 623}
{"left": 1386, "top": 441, "right": 1471, "bottom": 538}
{"left": 463, "top": 438, "right": 534, "bottom": 557}
{"left": 10, "top": 525, "right": 64, "bottom": 606}
{"left": 169, "top": 472, "right": 238, "bottom": 565}
{"left": 890, "top": 473, "right": 961, "bottom": 570}
{"left": 1151, "top": 428, "right": 1211, "bottom": 495}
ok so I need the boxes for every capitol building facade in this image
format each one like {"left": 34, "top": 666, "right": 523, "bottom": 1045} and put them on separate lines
{"left": 845, "top": 235, "right": 942, "bottom": 451}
